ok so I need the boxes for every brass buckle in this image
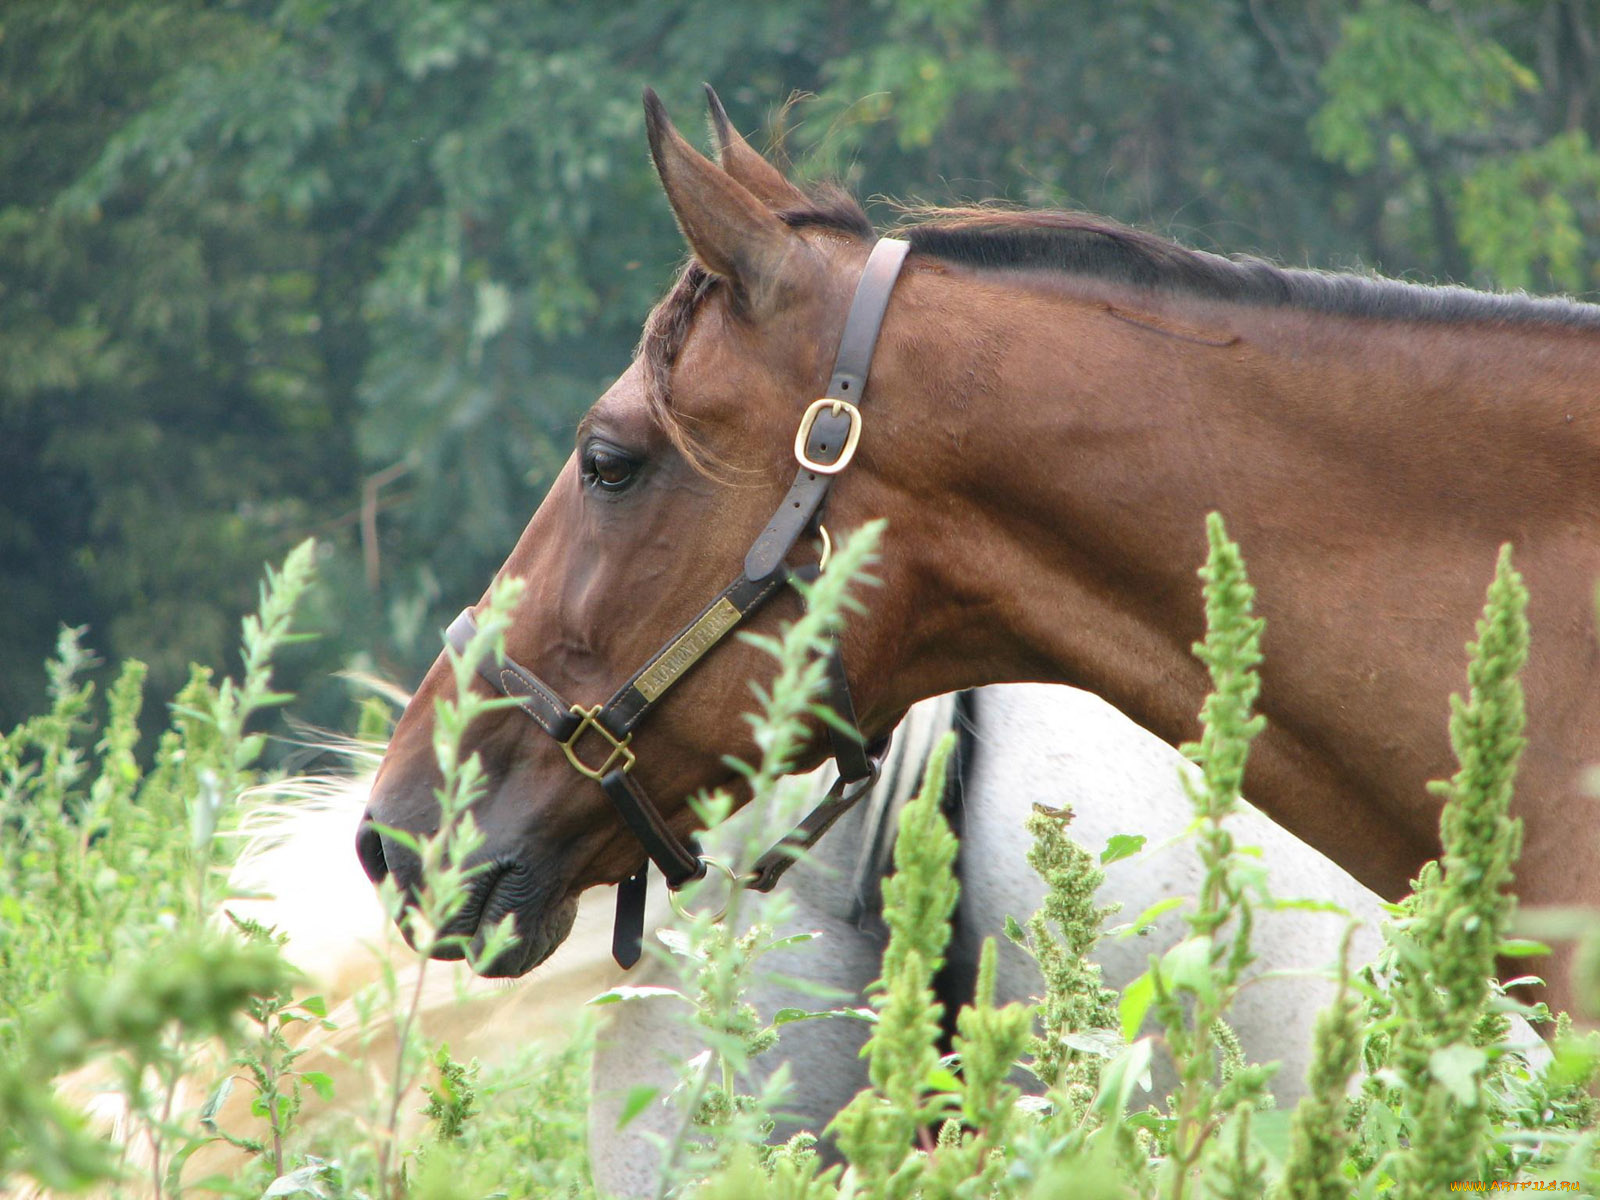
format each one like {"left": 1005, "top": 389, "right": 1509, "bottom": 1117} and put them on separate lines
{"left": 561, "top": 704, "right": 636, "bottom": 781}
{"left": 794, "top": 398, "right": 863, "bottom": 475}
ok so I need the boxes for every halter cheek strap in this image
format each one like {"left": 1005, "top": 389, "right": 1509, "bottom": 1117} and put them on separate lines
{"left": 445, "top": 237, "right": 911, "bottom": 968}
{"left": 745, "top": 236, "right": 912, "bottom": 580}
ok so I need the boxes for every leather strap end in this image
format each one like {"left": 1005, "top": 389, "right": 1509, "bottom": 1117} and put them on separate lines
{"left": 444, "top": 609, "right": 480, "bottom": 659}
{"left": 744, "top": 480, "right": 826, "bottom": 582}
{"left": 611, "top": 867, "right": 649, "bottom": 968}
{"left": 822, "top": 643, "right": 875, "bottom": 782}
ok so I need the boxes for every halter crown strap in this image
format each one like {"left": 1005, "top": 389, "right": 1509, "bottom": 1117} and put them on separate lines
{"left": 744, "top": 237, "right": 910, "bottom": 582}
{"left": 446, "top": 236, "right": 911, "bottom": 968}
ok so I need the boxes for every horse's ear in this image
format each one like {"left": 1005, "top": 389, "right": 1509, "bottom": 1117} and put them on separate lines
{"left": 703, "top": 84, "right": 809, "bottom": 211}
{"left": 644, "top": 87, "right": 803, "bottom": 314}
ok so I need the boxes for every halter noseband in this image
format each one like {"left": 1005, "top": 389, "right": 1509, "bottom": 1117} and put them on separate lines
{"left": 445, "top": 237, "right": 911, "bottom": 967}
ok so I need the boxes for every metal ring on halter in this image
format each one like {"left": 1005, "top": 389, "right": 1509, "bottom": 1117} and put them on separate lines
{"left": 667, "top": 856, "right": 740, "bottom": 923}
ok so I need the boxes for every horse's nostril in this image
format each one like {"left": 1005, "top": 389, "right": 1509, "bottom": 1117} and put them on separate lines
{"left": 355, "top": 820, "right": 389, "bottom": 884}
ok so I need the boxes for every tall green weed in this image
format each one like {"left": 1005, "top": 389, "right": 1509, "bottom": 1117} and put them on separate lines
{"left": 0, "top": 542, "right": 318, "bottom": 1193}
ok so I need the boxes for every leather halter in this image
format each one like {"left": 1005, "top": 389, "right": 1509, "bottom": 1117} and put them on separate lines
{"left": 445, "top": 237, "right": 911, "bottom": 968}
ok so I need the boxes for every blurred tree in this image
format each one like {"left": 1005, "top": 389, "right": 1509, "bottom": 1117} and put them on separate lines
{"left": 0, "top": 1, "right": 353, "bottom": 727}
{"left": 1310, "top": 0, "right": 1600, "bottom": 290}
{"left": 4, "top": 0, "right": 1597, "bottom": 734}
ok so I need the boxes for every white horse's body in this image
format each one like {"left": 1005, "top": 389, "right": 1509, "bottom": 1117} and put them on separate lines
{"left": 587, "top": 684, "right": 1397, "bottom": 1195}
{"left": 955, "top": 684, "right": 1392, "bottom": 1074}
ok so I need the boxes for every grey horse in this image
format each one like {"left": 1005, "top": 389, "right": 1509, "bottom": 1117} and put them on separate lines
{"left": 588, "top": 683, "right": 1401, "bottom": 1196}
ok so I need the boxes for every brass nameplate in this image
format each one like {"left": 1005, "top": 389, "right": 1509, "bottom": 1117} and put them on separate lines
{"left": 635, "top": 597, "right": 741, "bottom": 702}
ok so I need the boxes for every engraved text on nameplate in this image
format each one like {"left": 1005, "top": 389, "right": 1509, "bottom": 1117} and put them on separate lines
{"left": 635, "top": 598, "right": 741, "bottom": 702}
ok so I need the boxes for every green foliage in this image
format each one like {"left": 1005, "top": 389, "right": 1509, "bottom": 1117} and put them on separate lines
{"left": 1142, "top": 515, "right": 1276, "bottom": 1198}
{"left": 829, "top": 729, "right": 964, "bottom": 1192}
{"left": 416, "top": 1029, "right": 598, "bottom": 1200}
{"left": 0, "top": 2, "right": 354, "bottom": 729}
{"left": 1274, "top": 952, "right": 1363, "bottom": 1200}
{"left": 814, "top": 0, "right": 1015, "bottom": 160}
{"left": 1311, "top": 1, "right": 1600, "bottom": 288}
{"left": 1010, "top": 802, "right": 1121, "bottom": 1095}
{"left": 0, "top": 931, "right": 293, "bottom": 1192}
{"left": 1313, "top": 1, "right": 1537, "bottom": 174}
{"left": 420, "top": 1048, "right": 481, "bottom": 1144}
{"left": 0, "top": 543, "right": 316, "bottom": 1194}
{"left": 608, "top": 521, "right": 888, "bottom": 1194}
{"left": 1353, "top": 545, "right": 1580, "bottom": 1198}
{"left": 0, "top": 538, "right": 611, "bottom": 1200}
{"left": 0, "top": 541, "right": 316, "bottom": 1059}
{"left": 10, "top": 0, "right": 1600, "bottom": 749}
{"left": 4, "top": 521, "right": 1599, "bottom": 1198}
{"left": 220, "top": 915, "right": 340, "bottom": 1179}
{"left": 1458, "top": 131, "right": 1600, "bottom": 291}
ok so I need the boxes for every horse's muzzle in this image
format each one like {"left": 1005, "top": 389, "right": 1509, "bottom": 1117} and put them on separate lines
{"left": 355, "top": 813, "right": 577, "bottom": 976}
{"left": 355, "top": 817, "right": 385, "bottom": 879}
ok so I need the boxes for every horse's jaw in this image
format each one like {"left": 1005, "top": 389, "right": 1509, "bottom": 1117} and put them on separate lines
{"left": 466, "top": 875, "right": 581, "bottom": 978}
{"left": 387, "top": 858, "right": 583, "bottom": 978}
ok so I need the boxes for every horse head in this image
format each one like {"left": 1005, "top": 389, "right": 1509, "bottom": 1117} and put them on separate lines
{"left": 358, "top": 89, "right": 962, "bottom": 976}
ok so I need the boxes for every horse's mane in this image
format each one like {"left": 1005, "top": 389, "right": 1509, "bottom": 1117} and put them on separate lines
{"left": 894, "top": 207, "right": 1600, "bottom": 330}
{"left": 638, "top": 188, "right": 1600, "bottom": 441}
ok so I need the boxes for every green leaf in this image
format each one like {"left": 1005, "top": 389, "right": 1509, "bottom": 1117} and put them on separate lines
{"left": 1429, "top": 1042, "right": 1488, "bottom": 1106}
{"left": 1100, "top": 833, "right": 1146, "bottom": 865}
{"left": 762, "top": 930, "right": 822, "bottom": 953}
{"left": 1263, "top": 896, "right": 1351, "bottom": 915}
{"left": 234, "top": 733, "right": 268, "bottom": 768}
{"left": 654, "top": 927, "right": 701, "bottom": 959}
{"left": 925, "top": 1066, "right": 962, "bottom": 1093}
{"left": 616, "top": 1085, "right": 659, "bottom": 1129}
{"left": 1059, "top": 1027, "right": 1123, "bottom": 1060}
{"left": 587, "top": 984, "right": 688, "bottom": 1006}
{"left": 262, "top": 1160, "right": 331, "bottom": 1198}
{"left": 1495, "top": 937, "right": 1550, "bottom": 958}
{"left": 1119, "top": 969, "right": 1156, "bottom": 1042}
{"left": 1121, "top": 894, "right": 1188, "bottom": 934}
{"left": 1250, "top": 1108, "right": 1296, "bottom": 1171}
{"left": 1158, "top": 934, "right": 1217, "bottom": 1005}
{"left": 1091, "top": 1037, "right": 1154, "bottom": 1120}
{"left": 302, "top": 1071, "right": 334, "bottom": 1101}
{"left": 199, "top": 1075, "right": 234, "bottom": 1129}
{"left": 772, "top": 1006, "right": 876, "bottom": 1025}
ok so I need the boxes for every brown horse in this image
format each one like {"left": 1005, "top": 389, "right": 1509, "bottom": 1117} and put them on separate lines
{"left": 359, "top": 88, "right": 1600, "bottom": 1019}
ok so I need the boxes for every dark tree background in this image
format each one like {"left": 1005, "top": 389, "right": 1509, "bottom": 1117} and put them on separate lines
{"left": 4, "top": 0, "right": 1598, "bottom": 735}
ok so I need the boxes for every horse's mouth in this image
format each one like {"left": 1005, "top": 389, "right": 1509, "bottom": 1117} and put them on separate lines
{"left": 429, "top": 861, "right": 580, "bottom": 978}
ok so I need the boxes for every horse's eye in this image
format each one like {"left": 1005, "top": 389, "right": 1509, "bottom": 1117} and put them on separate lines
{"left": 584, "top": 446, "right": 637, "bottom": 492}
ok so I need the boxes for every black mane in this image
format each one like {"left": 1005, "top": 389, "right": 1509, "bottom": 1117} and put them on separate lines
{"left": 896, "top": 208, "right": 1600, "bottom": 330}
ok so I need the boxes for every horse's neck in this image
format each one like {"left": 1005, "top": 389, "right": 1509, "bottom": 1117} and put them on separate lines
{"left": 875, "top": 274, "right": 1600, "bottom": 903}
